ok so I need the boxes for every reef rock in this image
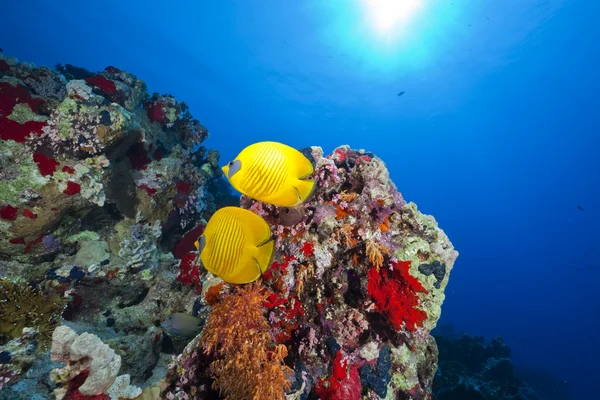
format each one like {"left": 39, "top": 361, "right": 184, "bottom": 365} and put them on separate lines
{"left": 0, "top": 54, "right": 235, "bottom": 398}
{"left": 0, "top": 57, "right": 221, "bottom": 266}
{"left": 433, "top": 328, "right": 548, "bottom": 400}
{"left": 1, "top": 52, "right": 458, "bottom": 399}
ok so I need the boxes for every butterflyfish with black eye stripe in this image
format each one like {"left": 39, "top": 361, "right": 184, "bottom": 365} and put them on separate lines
{"left": 222, "top": 141, "right": 316, "bottom": 207}
{"left": 194, "top": 206, "right": 274, "bottom": 284}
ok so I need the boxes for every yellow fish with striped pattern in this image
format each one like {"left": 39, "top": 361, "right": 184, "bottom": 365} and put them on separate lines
{"left": 194, "top": 206, "right": 274, "bottom": 284}
{"left": 222, "top": 141, "right": 316, "bottom": 207}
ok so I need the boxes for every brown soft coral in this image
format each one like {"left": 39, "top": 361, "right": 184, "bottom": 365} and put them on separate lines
{"left": 295, "top": 262, "right": 315, "bottom": 299}
{"left": 366, "top": 239, "right": 390, "bottom": 271}
{"left": 201, "top": 284, "right": 292, "bottom": 400}
{"left": 0, "top": 279, "right": 65, "bottom": 349}
{"left": 339, "top": 190, "right": 358, "bottom": 203}
{"left": 339, "top": 223, "right": 358, "bottom": 248}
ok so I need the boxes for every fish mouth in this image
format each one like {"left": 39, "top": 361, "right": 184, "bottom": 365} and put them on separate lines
{"left": 222, "top": 160, "right": 241, "bottom": 179}
{"left": 160, "top": 320, "right": 172, "bottom": 331}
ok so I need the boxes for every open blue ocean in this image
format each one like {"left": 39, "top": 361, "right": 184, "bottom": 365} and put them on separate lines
{"left": 1, "top": 1, "right": 598, "bottom": 399}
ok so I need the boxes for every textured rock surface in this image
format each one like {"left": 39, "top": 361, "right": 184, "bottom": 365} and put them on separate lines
{"left": 0, "top": 54, "right": 236, "bottom": 399}
{"left": 0, "top": 56, "right": 222, "bottom": 265}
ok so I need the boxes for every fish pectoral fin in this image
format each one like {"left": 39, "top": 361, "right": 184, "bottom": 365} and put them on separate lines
{"left": 257, "top": 237, "right": 273, "bottom": 247}
{"left": 255, "top": 239, "right": 275, "bottom": 274}
{"left": 254, "top": 258, "right": 263, "bottom": 278}
{"left": 294, "top": 179, "right": 316, "bottom": 203}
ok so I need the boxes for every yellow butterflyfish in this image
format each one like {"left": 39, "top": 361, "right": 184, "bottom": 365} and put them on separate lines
{"left": 194, "top": 206, "right": 274, "bottom": 284}
{"left": 222, "top": 141, "right": 316, "bottom": 207}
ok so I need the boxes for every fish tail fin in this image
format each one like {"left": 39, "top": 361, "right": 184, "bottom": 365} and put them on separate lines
{"left": 256, "top": 239, "right": 275, "bottom": 274}
{"left": 296, "top": 178, "right": 316, "bottom": 203}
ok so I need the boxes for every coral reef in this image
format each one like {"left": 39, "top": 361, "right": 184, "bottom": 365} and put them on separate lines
{"left": 1, "top": 52, "right": 459, "bottom": 399}
{"left": 0, "top": 328, "right": 40, "bottom": 390}
{"left": 432, "top": 325, "right": 563, "bottom": 400}
{"left": 0, "top": 53, "right": 230, "bottom": 398}
{"left": 166, "top": 145, "right": 458, "bottom": 399}
{"left": 0, "top": 54, "right": 222, "bottom": 266}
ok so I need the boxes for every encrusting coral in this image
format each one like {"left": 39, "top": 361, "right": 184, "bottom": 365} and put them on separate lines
{"left": 50, "top": 325, "right": 142, "bottom": 400}
{"left": 0, "top": 53, "right": 235, "bottom": 397}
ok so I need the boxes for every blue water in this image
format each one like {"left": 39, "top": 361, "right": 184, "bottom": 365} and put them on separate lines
{"left": 3, "top": 0, "right": 599, "bottom": 398}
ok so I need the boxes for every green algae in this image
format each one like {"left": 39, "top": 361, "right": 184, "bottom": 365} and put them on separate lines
{"left": 389, "top": 344, "right": 421, "bottom": 393}
{"left": 0, "top": 141, "right": 48, "bottom": 205}
{"left": 65, "top": 230, "right": 101, "bottom": 243}
{"left": 7, "top": 103, "right": 48, "bottom": 123}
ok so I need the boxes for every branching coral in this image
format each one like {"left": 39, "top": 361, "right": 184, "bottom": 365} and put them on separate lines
{"left": 201, "top": 284, "right": 292, "bottom": 400}
{"left": 366, "top": 239, "right": 390, "bottom": 270}
{"left": 295, "top": 262, "right": 314, "bottom": 298}
{"left": 0, "top": 279, "right": 65, "bottom": 348}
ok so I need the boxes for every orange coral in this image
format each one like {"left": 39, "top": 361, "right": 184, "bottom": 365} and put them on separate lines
{"left": 339, "top": 190, "right": 358, "bottom": 203}
{"left": 340, "top": 224, "right": 358, "bottom": 248}
{"left": 204, "top": 282, "right": 224, "bottom": 306}
{"left": 201, "top": 284, "right": 292, "bottom": 400}
{"left": 366, "top": 239, "right": 390, "bottom": 271}
{"left": 295, "top": 262, "right": 315, "bottom": 298}
{"left": 335, "top": 206, "right": 349, "bottom": 220}
{"left": 379, "top": 216, "right": 390, "bottom": 232}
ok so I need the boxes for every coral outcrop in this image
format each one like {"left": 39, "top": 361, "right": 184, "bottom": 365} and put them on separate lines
{"left": 0, "top": 56, "right": 220, "bottom": 265}
{"left": 433, "top": 325, "right": 560, "bottom": 400}
{"left": 0, "top": 53, "right": 234, "bottom": 398}
{"left": 167, "top": 145, "right": 459, "bottom": 399}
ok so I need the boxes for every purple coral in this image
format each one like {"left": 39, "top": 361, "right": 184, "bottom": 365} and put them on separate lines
{"left": 42, "top": 234, "right": 60, "bottom": 252}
